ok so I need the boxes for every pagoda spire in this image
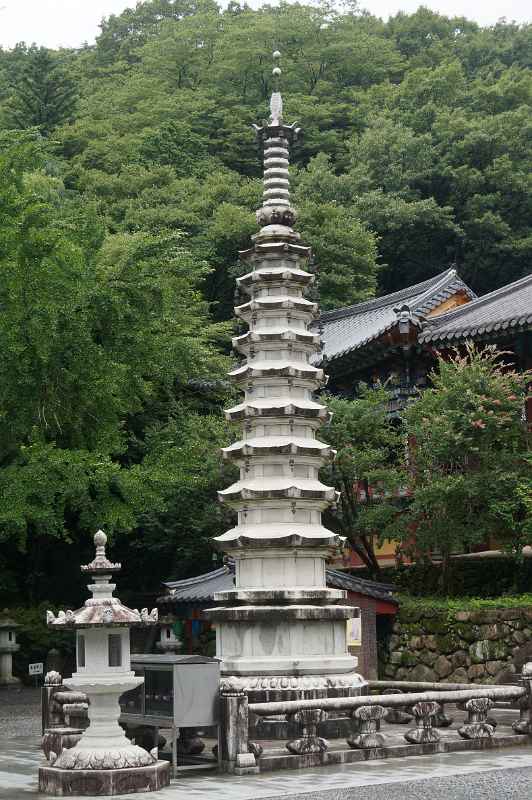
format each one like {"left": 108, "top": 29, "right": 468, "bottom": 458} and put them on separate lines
{"left": 253, "top": 51, "right": 300, "bottom": 231}
{"left": 204, "top": 53, "right": 364, "bottom": 708}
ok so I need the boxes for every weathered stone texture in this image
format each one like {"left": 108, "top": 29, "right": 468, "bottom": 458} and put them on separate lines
{"left": 381, "top": 606, "right": 531, "bottom": 684}
{"left": 434, "top": 655, "right": 453, "bottom": 679}
{"left": 409, "top": 664, "right": 437, "bottom": 683}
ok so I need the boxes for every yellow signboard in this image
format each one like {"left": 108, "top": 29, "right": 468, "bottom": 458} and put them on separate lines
{"left": 346, "top": 616, "right": 361, "bottom": 647}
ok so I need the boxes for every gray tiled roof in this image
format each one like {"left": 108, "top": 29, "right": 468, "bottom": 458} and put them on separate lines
{"left": 325, "top": 569, "right": 398, "bottom": 605}
{"left": 158, "top": 566, "right": 397, "bottom": 606}
{"left": 419, "top": 272, "right": 532, "bottom": 344}
{"left": 160, "top": 567, "right": 235, "bottom": 603}
{"left": 317, "top": 269, "right": 475, "bottom": 363}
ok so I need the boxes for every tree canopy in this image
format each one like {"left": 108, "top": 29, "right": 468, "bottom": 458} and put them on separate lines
{"left": 398, "top": 345, "right": 531, "bottom": 589}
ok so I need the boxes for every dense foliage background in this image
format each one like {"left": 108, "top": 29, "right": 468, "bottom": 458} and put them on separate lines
{"left": 0, "top": 1, "right": 530, "bottom": 611}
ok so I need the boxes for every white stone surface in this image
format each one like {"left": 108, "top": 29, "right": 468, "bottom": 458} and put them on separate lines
{"left": 43, "top": 531, "right": 159, "bottom": 772}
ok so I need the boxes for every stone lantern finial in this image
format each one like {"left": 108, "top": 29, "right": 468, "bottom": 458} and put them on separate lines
{"left": 81, "top": 529, "right": 121, "bottom": 575}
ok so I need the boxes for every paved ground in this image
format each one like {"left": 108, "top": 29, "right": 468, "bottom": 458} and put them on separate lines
{"left": 0, "top": 687, "right": 41, "bottom": 738}
{"left": 261, "top": 767, "right": 532, "bottom": 799}
{"left": 1, "top": 688, "right": 532, "bottom": 799}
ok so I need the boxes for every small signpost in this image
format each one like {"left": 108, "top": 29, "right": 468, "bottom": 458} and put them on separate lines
{"left": 29, "top": 661, "right": 44, "bottom": 687}
{"left": 346, "top": 617, "right": 362, "bottom": 647}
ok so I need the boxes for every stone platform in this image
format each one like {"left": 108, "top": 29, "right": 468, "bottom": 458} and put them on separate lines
{"left": 38, "top": 760, "right": 169, "bottom": 796}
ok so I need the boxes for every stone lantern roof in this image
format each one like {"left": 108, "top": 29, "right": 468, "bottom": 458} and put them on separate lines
{"left": 0, "top": 610, "right": 19, "bottom": 629}
{"left": 46, "top": 530, "right": 158, "bottom": 629}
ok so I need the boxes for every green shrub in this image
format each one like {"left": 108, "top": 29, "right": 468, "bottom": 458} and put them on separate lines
{"left": 370, "top": 557, "right": 532, "bottom": 598}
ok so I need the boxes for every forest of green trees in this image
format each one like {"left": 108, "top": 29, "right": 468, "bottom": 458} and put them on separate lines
{"left": 0, "top": 1, "right": 531, "bottom": 608}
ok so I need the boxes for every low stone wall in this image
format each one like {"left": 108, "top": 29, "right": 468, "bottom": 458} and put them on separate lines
{"left": 381, "top": 606, "right": 532, "bottom": 684}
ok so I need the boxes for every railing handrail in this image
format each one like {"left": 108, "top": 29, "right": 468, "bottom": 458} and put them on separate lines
{"left": 369, "top": 680, "right": 504, "bottom": 692}
{"left": 248, "top": 685, "right": 525, "bottom": 716}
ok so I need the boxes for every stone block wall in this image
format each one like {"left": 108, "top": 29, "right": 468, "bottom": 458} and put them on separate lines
{"left": 381, "top": 606, "right": 532, "bottom": 684}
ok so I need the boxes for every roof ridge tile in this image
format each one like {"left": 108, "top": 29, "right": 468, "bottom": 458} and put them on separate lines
{"left": 423, "top": 272, "right": 532, "bottom": 329}
{"left": 319, "top": 268, "right": 460, "bottom": 323}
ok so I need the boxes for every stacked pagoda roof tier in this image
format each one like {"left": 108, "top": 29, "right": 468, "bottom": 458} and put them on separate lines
{"left": 219, "top": 234, "right": 340, "bottom": 548}
{"left": 204, "top": 57, "right": 364, "bottom": 698}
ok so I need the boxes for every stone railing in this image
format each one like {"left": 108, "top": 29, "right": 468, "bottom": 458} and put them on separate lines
{"left": 41, "top": 672, "right": 90, "bottom": 761}
{"left": 219, "top": 665, "right": 532, "bottom": 774}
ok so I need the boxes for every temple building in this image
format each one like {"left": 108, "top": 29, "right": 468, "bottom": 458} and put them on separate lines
{"left": 318, "top": 269, "right": 532, "bottom": 420}
{"left": 317, "top": 270, "right": 532, "bottom": 569}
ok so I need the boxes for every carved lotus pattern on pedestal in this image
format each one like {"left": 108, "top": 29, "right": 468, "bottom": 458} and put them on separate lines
{"left": 54, "top": 746, "right": 156, "bottom": 770}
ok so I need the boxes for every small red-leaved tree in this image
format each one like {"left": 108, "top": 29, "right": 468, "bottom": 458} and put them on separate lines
{"left": 399, "top": 344, "right": 531, "bottom": 590}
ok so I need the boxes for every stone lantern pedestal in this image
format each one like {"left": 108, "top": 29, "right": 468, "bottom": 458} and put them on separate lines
{"left": 0, "top": 612, "right": 20, "bottom": 687}
{"left": 39, "top": 531, "right": 170, "bottom": 795}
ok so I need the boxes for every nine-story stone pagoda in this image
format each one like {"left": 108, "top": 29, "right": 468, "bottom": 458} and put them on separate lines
{"left": 204, "top": 53, "right": 365, "bottom": 703}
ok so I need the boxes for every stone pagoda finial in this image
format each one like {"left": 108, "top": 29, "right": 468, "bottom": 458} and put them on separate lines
{"left": 270, "top": 50, "right": 283, "bottom": 124}
{"left": 46, "top": 529, "right": 158, "bottom": 628}
{"left": 253, "top": 51, "right": 300, "bottom": 231}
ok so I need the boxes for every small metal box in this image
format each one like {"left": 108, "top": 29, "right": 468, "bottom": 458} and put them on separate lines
{"left": 121, "top": 654, "right": 220, "bottom": 727}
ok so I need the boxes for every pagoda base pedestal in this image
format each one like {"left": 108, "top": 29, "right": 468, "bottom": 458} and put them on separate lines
{"left": 38, "top": 760, "right": 170, "bottom": 796}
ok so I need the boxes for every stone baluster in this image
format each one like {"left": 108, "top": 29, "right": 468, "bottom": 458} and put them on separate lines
{"left": 513, "top": 662, "right": 532, "bottom": 734}
{"left": 286, "top": 709, "right": 328, "bottom": 754}
{"left": 513, "top": 699, "right": 530, "bottom": 735}
{"left": 405, "top": 701, "right": 441, "bottom": 744}
{"left": 347, "top": 705, "right": 387, "bottom": 749}
{"left": 42, "top": 671, "right": 63, "bottom": 733}
{"left": 458, "top": 697, "right": 494, "bottom": 740}
{"left": 219, "top": 688, "right": 259, "bottom": 774}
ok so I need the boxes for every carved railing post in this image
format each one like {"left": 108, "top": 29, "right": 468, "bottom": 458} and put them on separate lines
{"left": 41, "top": 671, "right": 63, "bottom": 733}
{"left": 513, "top": 662, "right": 532, "bottom": 735}
{"left": 458, "top": 697, "right": 494, "bottom": 740}
{"left": 219, "top": 688, "right": 259, "bottom": 774}
{"left": 405, "top": 701, "right": 441, "bottom": 744}
{"left": 347, "top": 705, "right": 387, "bottom": 749}
{"left": 286, "top": 709, "right": 328, "bottom": 754}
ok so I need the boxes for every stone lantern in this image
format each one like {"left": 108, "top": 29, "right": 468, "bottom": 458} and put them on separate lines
{"left": 39, "top": 530, "right": 170, "bottom": 796}
{"left": 156, "top": 616, "right": 182, "bottom": 654}
{"left": 204, "top": 53, "right": 365, "bottom": 709}
{"left": 0, "top": 611, "right": 20, "bottom": 687}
